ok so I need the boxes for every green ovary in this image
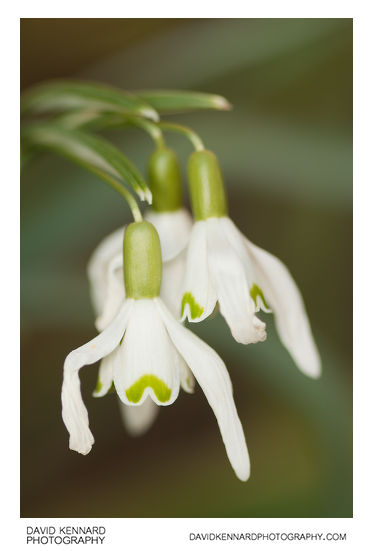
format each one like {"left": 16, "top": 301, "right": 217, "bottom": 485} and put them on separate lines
{"left": 125, "top": 374, "right": 171, "bottom": 403}
{"left": 181, "top": 292, "right": 204, "bottom": 319}
{"left": 250, "top": 284, "right": 270, "bottom": 310}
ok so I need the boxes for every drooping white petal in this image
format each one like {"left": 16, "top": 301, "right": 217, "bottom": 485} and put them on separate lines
{"left": 206, "top": 218, "right": 266, "bottom": 345}
{"left": 245, "top": 238, "right": 321, "bottom": 378}
{"left": 181, "top": 221, "right": 217, "bottom": 323}
{"left": 144, "top": 208, "right": 193, "bottom": 261}
{"left": 61, "top": 299, "right": 134, "bottom": 454}
{"left": 161, "top": 250, "right": 187, "bottom": 318}
{"left": 118, "top": 398, "right": 159, "bottom": 436}
{"left": 113, "top": 299, "right": 180, "bottom": 407}
{"left": 92, "top": 349, "right": 117, "bottom": 397}
{"left": 220, "top": 217, "right": 272, "bottom": 314}
{"left": 95, "top": 253, "right": 125, "bottom": 331}
{"left": 87, "top": 226, "right": 124, "bottom": 316}
{"left": 156, "top": 298, "right": 250, "bottom": 482}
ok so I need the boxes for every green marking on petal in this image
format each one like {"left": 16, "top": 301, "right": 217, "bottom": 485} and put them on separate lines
{"left": 125, "top": 375, "right": 171, "bottom": 403}
{"left": 250, "top": 283, "right": 270, "bottom": 310}
{"left": 94, "top": 379, "right": 103, "bottom": 394}
{"left": 181, "top": 292, "right": 204, "bottom": 319}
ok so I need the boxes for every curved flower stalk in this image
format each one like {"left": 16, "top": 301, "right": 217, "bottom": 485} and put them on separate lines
{"left": 181, "top": 150, "right": 321, "bottom": 379}
{"left": 62, "top": 221, "right": 250, "bottom": 481}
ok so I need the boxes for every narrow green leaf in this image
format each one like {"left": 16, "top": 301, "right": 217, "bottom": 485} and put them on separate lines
{"left": 55, "top": 111, "right": 164, "bottom": 147}
{"left": 21, "top": 80, "right": 159, "bottom": 122}
{"left": 21, "top": 122, "right": 152, "bottom": 203}
{"left": 134, "top": 90, "right": 232, "bottom": 114}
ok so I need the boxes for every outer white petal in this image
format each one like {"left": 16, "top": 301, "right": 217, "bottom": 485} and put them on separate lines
{"left": 95, "top": 253, "right": 125, "bottom": 331}
{"left": 160, "top": 250, "right": 187, "bottom": 318}
{"left": 113, "top": 299, "right": 180, "bottom": 406}
{"left": 61, "top": 299, "right": 134, "bottom": 454}
{"left": 156, "top": 298, "right": 250, "bottom": 482}
{"left": 206, "top": 218, "right": 266, "bottom": 345}
{"left": 87, "top": 226, "right": 125, "bottom": 316}
{"left": 245, "top": 238, "right": 321, "bottom": 378}
{"left": 118, "top": 398, "right": 159, "bottom": 436}
{"left": 144, "top": 208, "right": 193, "bottom": 261}
{"left": 181, "top": 221, "right": 217, "bottom": 323}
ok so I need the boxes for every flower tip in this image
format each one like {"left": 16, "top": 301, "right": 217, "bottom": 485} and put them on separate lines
{"left": 69, "top": 438, "right": 94, "bottom": 455}
{"left": 234, "top": 460, "right": 250, "bottom": 482}
{"left": 304, "top": 361, "right": 322, "bottom": 380}
{"left": 237, "top": 470, "right": 250, "bottom": 483}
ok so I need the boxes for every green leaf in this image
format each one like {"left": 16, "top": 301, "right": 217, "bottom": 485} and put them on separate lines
{"left": 55, "top": 111, "right": 164, "bottom": 147}
{"left": 21, "top": 80, "right": 159, "bottom": 122}
{"left": 21, "top": 122, "right": 151, "bottom": 203}
{"left": 134, "top": 90, "right": 232, "bottom": 114}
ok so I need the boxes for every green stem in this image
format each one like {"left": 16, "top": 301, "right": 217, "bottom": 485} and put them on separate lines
{"left": 90, "top": 167, "right": 143, "bottom": 222}
{"left": 158, "top": 122, "right": 205, "bottom": 151}
{"left": 125, "top": 116, "right": 165, "bottom": 149}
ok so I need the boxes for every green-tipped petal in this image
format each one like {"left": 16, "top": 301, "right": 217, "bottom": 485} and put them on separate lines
{"left": 181, "top": 221, "right": 217, "bottom": 323}
{"left": 113, "top": 299, "right": 180, "bottom": 406}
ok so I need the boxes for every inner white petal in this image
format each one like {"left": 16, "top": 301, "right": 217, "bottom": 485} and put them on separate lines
{"left": 206, "top": 218, "right": 266, "bottom": 345}
{"left": 113, "top": 299, "right": 180, "bottom": 406}
{"left": 181, "top": 221, "right": 217, "bottom": 322}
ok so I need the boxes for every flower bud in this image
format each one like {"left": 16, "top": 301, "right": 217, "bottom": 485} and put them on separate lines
{"left": 148, "top": 147, "right": 183, "bottom": 212}
{"left": 123, "top": 221, "right": 162, "bottom": 299}
{"left": 188, "top": 150, "right": 228, "bottom": 220}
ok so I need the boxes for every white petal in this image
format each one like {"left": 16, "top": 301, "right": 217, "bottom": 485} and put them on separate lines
{"left": 113, "top": 299, "right": 180, "bottom": 406}
{"left": 144, "top": 208, "right": 193, "bottom": 261}
{"left": 92, "top": 350, "right": 117, "bottom": 397}
{"left": 219, "top": 217, "right": 272, "bottom": 314}
{"left": 160, "top": 250, "right": 187, "bottom": 318}
{"left": 156, "top": 298, "right": 250, "bottom": 482}
{"left": 95, "top": 253, "right": 125, "bottom": 331}
{"left": 87, "top": 226, "right": 125, "bottom": 316}
{"left": 118, "top": 398, "right": 159, "bottom": 436}
{"left": 181, "top": 221, "right": 217, "bottom": 323}
{"left": 61, "top": 299, "right": 134, "bottom": 454}
{"left": 245, "top": 239, "right": 321, "bottom": 378}
{"left": 179, "top": 363, "right": 195, "bottom": 394}
{"left": 206, "top": 218, "right": 266, "bottom": 344}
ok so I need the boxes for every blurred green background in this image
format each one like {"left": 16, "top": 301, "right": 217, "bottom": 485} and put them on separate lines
{"left": 20, "top": 18, "right": 352, "bottom": 518}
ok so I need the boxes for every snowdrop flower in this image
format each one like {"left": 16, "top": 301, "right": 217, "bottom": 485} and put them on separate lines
{"left": 181, "top": 150, "right": 321, "bottom": 379}
{"left": 87, "top": 148, "right": 193, "bottom": 435}
{"left": 87, "top": 208, "right": 192, "bottom": 435}
{"left": 62, "top": 221, "right": 250, "bottom": 481}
